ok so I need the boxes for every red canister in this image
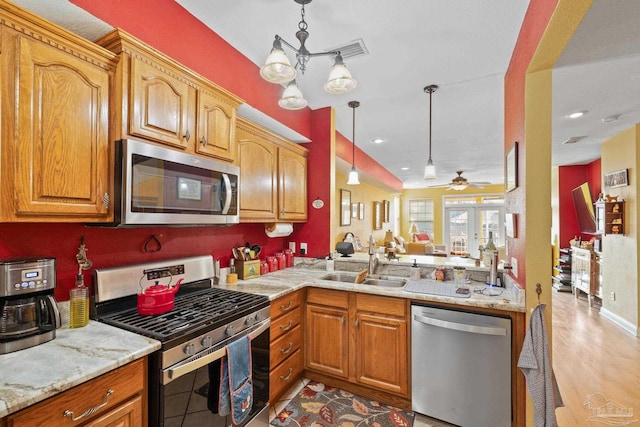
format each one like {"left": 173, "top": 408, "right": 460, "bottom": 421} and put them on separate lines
{"left": 266, "top": 256, "right": 277, "bottom": 272}
{"left": 284, "top": 249, "right": 293, "bottom": 267}
{"left": 260, "top": 260, "right": 269, "bottom": 275}
{"left": 275, "top": 252, "right": 285, "bottom": 270}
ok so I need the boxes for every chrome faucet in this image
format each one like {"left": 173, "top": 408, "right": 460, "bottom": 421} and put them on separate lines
{"left": 368, "top": 234, "right": 378, "bottom": 275}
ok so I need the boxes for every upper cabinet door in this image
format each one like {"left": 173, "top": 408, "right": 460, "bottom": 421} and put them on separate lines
{"left": 196, "top": 89, "right": 236, "bottom": 162}
{"left": 2, "top": 32, "right": 113, "bottom": 221}
{"left": 237, "top": 130, "right": 278, "bottom": 222}
{"left": 130, "top": 56, "right": 195, "bottom": 150}
{"left": 278, "top": 147, "right": 308, "bottom": 221}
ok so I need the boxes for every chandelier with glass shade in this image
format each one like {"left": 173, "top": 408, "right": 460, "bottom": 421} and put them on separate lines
{"left": 260, "top": 0, "right": 357, "bottom": 110}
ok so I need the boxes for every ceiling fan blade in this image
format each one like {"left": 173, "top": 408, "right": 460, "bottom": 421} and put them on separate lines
{"left": 427, "top": 183, "right": 452, "bottom": 188}
{"left": 467, "top": 183, "right": 486, "bottom": 188}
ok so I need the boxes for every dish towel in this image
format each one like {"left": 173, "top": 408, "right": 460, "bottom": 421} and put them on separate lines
{"left": 517, "top": 303, "right": 564, "bottom": 427}
{"left": 219, "top": 336, "right": 253, "bottom": 425}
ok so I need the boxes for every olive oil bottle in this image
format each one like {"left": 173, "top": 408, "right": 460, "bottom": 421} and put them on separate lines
{"left": 69, "top": 273, "right": 89, "bottom": 328}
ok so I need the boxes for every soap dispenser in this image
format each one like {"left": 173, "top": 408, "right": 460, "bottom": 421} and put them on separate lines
{"left": 410, "top": 259, "right": 421, "bottom": 281}
{"left": 326, "top": 254, "right": 335, "bottom": 272}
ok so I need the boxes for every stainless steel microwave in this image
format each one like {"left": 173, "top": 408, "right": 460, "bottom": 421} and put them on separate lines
{"left": 106, "top": 138, "right": 239, "bottom": 226}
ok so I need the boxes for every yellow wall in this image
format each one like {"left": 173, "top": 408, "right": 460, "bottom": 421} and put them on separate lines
{"left": 401, "top": 184, "right": 505, "bottom": 245}
{"left": 600, "top": 125, "right": 639, "bottom": 331}
{"left": 334, "top": 172, "right": 400, "bottom": 251}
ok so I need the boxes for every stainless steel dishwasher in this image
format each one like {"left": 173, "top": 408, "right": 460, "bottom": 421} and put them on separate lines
{"left": 411, "top": 304, "right": 511, "bottom": 427}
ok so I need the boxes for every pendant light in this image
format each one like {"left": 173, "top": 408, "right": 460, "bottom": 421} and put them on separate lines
{"left": 347, "top": 101, "right": 360, "bottom": 185}
{"left": 423, "top": 84, "right": 438, "bottom": 180}
{"left": 260, "top": 0, "right": 357, "bottom": 110}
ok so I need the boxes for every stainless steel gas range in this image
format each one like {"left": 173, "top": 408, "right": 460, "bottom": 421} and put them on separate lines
{"left": 91, "top": 255, "right": 270, "bottom": 427}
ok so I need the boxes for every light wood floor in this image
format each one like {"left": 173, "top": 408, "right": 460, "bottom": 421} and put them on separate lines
{"left": 552, "top": 290, "right": 640, "bottom": 426}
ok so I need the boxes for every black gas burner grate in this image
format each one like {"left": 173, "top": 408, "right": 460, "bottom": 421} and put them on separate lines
{"left": 99, "top": 287, "right": 268, "bottom": 342}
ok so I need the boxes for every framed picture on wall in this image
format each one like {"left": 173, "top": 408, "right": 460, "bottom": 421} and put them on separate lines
{"left": 505, "top": 141, "right": 518, "bottom": 192}
{"left": 373, "top": 201, "right": 382, "bottom": 230}
{"left": 340, "top": 189, "right": 351, "bottom": 226}
{"left": 383, "top": 200, "right": 390, "bottom": 223}
{"left": 351, "top": 203, "right": 358, "bottom": 218}
{"left": 604, "top": 169, "right": 629, "bottom": 188}
{"left": 358, "top": 202, "right": 364, "bottom": 220}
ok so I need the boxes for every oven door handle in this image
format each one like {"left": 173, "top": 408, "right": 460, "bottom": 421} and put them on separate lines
{"left": 165, "top": 319, "right": 270, "bottom": 384}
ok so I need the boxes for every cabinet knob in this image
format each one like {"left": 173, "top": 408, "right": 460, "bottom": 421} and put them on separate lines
{"left": 200, "top": 136, "right": 207, "bottom": 146}
{"left": 184, "top": 129, "right": 191, "bottom": 142}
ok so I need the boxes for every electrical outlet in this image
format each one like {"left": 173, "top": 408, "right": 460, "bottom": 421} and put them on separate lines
{"left": 300, "top": 242, "right": 307, "bottom": 255}
{"left": 610, "top": 291, "right": 616, "bottom": 301}
{"left": 289, "top": 242, "right": 296, "bottom": 254}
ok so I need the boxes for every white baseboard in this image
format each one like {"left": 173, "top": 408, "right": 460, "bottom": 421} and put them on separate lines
{"left": 600, "top": 307, "right": 638, "bottom": 337}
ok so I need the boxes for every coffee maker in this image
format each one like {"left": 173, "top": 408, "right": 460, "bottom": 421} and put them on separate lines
{"left": 0, "top": 257, "right": 61, "bottom": 354}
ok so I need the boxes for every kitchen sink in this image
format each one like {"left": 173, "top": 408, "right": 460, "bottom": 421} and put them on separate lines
{"left": 320, "top": 272, "right": 358, "bottom": 282}
{"left": 362, "top": 278, "right": 406, "bottom": 287}
{"left": 320, "top": 272, "right": 406, "bottom": 288}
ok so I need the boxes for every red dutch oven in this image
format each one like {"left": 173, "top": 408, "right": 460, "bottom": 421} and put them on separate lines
{"left": 137, "top": 278, "right": 183, "bottom": 316}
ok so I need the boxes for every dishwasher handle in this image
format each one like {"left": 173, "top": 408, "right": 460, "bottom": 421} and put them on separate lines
{"left": 413, "top": 313, "right": 507, "bottom": 336}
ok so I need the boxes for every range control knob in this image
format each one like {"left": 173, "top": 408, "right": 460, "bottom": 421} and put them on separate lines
{"left": 184, "top": 343, "right": 196, "bottom": 356}
{"left": 245, "top": 316, "right": 255, "bottom": 326}
{"left": 201, "top": 336, "right": 213, "bottom": 347}
{"left": 254, "top": 312, "right": 263, "bottom": 323}
{"left": 225, "top": 325, "right": 234, "bottom": 337}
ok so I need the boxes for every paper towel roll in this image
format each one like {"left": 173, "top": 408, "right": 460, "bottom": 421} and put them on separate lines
{"left": 265, "top": 222, "right": 293, "bottom": 238}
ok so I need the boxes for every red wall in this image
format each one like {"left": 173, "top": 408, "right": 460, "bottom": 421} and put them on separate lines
{"left": 335, "top": 132, "right": 403, "bottom": 193}
{"left": 2, "top": 0, "right": 405, "bottom": 299}
{"left": 558, "top": 159, "right": 601, "bottom": 247}
{"left": 504, "top": 0, "right": 559, "bottom": 285}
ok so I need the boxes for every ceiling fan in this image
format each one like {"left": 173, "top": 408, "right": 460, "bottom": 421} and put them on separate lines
{"left": 429, "top": 171, "right": 491, "bottom": 191}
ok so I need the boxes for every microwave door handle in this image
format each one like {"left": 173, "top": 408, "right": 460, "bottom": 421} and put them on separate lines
{"left": 45, "top": 294, "right": 62, "bottom": 329}
{"left": 221, "top": 173, "right": 232, "bottom": 214}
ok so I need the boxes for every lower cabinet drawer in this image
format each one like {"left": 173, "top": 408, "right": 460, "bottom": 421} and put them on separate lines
{"left": 7, "top": 359, "right": 145, "bottom": 427}
{"left": 271, "top": 307, "right": 301, "bottom": 342}
{"left": 270, "top": 324, "right": 302, "bottom": 368}
{"left": 269, "top": 348, "right": 303, "bottom": 402}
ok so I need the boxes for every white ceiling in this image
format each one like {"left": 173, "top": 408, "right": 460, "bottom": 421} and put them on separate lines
{"left": 12, "top": 0, "right": 640, "bottom": 190}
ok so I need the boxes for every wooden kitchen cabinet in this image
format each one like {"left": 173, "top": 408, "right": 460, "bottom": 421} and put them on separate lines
{"left": 305, "top": 289, "right": 410, "bottom": 404}
{"left": 269, "top": 290, "right": 305, "bottom": 402}
{"left": 97, "top": 29, "right": 241, "bottom": 163}
{"left": 5, "top": 358, "right": 147, "bottom": 427}
{"left": 236, "top": 118, "right": 308, "bottom": 223}
{"left": 354, "top": 293, "right": 409, "bottom": 396}
{"left": 305, "top": 288, "right": 350, "bottom": 378}
{"left": 0, "top": 3, "right": 117, "bottom": 222}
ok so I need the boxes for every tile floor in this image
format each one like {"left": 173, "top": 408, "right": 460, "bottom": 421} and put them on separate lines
{"left": 269, "top": 378, "right": 456, "bottom": 427}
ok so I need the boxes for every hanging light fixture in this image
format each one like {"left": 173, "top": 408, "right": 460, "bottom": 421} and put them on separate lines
{"left": 278, "top": 80, "right": 307, "bottom": 110}
{"left": 260, "top": 0, "right": 357, "bottom": 109}
{"left": 347, "top": 101, "right": 360, "bottom": 185}
{"left": 423, "top": 84, "right": 438, "bottom": 180}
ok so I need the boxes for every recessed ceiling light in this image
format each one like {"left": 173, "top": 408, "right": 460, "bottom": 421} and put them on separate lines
{"left": 566, "top": 111, "right": 587, "bottom": 119}
{"left": 401, "top": 167, "right": 410, "bottom": 171}
{"left": 562, "top": 136, "right": 586, "bottom": 145}
{"left": 602, "top": 114, "right": 620, "bottom": 124}
{"left": 372, "top": 138, "right": 385, "bottom": 144}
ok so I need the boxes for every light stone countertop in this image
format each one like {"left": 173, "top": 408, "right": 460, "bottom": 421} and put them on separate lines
{"left": 0, "top": 255, "right": 522, "bottom": 419}
{"left": 0, "top": 321, "right": 160, "bottom": 418}
{"left": 217, "top": 257, "right": 525, "bottom": 313}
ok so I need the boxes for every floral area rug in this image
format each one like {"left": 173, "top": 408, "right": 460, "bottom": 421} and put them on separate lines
{"left": 271, "top": 381, "right": 414, "bottom": 427}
